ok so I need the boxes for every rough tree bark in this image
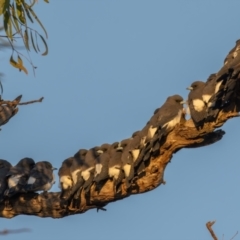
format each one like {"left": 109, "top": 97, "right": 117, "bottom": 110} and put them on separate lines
{"left": 0, "top": 42, "right": 239, "bottom": 219}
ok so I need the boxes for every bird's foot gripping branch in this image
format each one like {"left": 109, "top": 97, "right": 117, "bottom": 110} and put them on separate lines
{"left": 1, "top": 40, "right": 240, "bottom": 218}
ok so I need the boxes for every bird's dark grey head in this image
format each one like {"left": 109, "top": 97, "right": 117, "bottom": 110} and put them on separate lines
{"left": 74, "top": 149, "right": 88, "bottom": 159}
{"left": 112, "top": 142, "right": 123, "bottom": 152}
{"left": 111, "top": 142, "right": 119, "bottom": 148}
{"left": 39, "top": 161, "right": 57, "bottom": 171}
{"left": 0, "top": 159, "right": 11, "bottom": 169}
{"left": 206, "top": 74, "right": 216, "bottom": 83}
{"left": 167, "top": 94, "right": 184, "bottom": 104}
{"left": 187, "top": 81, "right": 205, "bottom": 91}
{"left": 153, "top": 108, "right": 160, "bottom": 115}
{"left": 132, "top": 131, "right": 140, "bottom": 138}
{"left": 17, "top": 158, "right": 35, "bottom": 170}
{"left": 92, "top": 146, "right": 103, "bottom": 155}
{"left": 121, "top": 139, "right": 131, "bottom": 148}
{"left": 100, "top": 143, "right": 111, "bottom": 152}
{"left": 62, "top": 157, "right": 74, "bottom": 168}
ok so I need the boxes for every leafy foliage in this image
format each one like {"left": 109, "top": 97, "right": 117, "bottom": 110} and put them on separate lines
{"left": 0, "top": 0, "right": 49, "bottom": 74}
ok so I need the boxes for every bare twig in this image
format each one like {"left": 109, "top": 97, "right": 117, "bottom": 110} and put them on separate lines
{"left": 0, "top": 228, "right": 30, "bottom": 235}
{"left": 206, "top": 221, "right": 218, "bottom": 240}
{"left": 0, "top": 97, "right": 44, "bottom": 106}
{"left": 230, "top": 231, "right": 238, "bottom": 240}
{"left": 19, "top": 97, "right": 44, "bottom": 105}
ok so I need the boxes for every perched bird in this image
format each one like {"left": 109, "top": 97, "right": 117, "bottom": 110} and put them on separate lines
{"left": 0, "top": 159, "right": 12, "bottom": 202}
{"left": 69, "top": 147, "right": 103, "bottom": 208}
{"left": 224, "top": 39, "right": 240, "bottom": 65}
{"left": 69, "top": 149, "right": 88, "bottom": 200}
{"left": 94, "top": 143, "right": 111, "bottom": 189}
{"left": 24, "top": 161, "right": 57, "bottom": 192}
{"left": 221, "top": 78, "right": 238, "bottom": 105}
{"left": 187, "top": 81, "right": 206, "bottom": 128}
{"left": 5, "top": 157, "right": 35, "bottom": 197}
{"left": 201, "top": 74, "right": 224, "bottom": 121}
{"left": 217, "top": 40, "right": 240, "bottom": 83}
{"left": 108, "top": 141, "right": 127, "bottom": 193}
{"left": 141, "top": 107, "right": 163, "bottom": 143}
{"left": 121, "top": 133, "right": 145, "bottom": 188}
{"left": 80, "top": 146, "right": 102, "bottom": 194}
{"left": 135, "top": 94, "right": 185, "bottom": 170}
{"left": 202, "top": 73, "right": 217, "bottom": 107}
{"left": 135, "top": 106, "right": 175, "bottom": 167}
{"left": 0, "top": 95, "right": 22, "bottom": 127}
{"left": 58, "top": 157, "right": 74, "bottom": 199}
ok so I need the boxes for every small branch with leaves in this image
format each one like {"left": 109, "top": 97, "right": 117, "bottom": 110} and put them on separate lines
{"left": 0, "top": 0, "right": 49, "bottom": 74}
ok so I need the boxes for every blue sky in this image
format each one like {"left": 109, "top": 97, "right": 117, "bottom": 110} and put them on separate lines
{"left": 1, "top": 1, "right": 240, "bottom": 239}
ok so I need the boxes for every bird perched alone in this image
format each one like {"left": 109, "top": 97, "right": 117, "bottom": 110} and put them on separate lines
{"left": 0, "top": 95, "right": 22, "bottom": 127}
{"left": 24, "top": 161, "right": 57, "bottom": 192}
{"left": 0, "top": 159, "right": 12, "bottom": 202}
{"left": 58, "top": 157, "right": 74, "bottom": 199}
{"left": 4, "top": 157, "right": 35, "bottom": 197}
{"left": 187, "top": 81, "right": 206, "bottom": 129}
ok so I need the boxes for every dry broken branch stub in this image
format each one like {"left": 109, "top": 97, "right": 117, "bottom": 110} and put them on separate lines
{"left": 0, "top": 95, "right": 44, "bottom": 128}
{"left": 1, "top": 40, "right": 240, "bottom": 219}
{"left": 206, "top": 221, "right": 218, "bottom": 240}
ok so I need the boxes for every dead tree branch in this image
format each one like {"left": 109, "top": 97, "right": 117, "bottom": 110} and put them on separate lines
{"left": 0, "top": 228, "right": 30, "bottom": 235}
{"left": 206, "top": 221, "right": 218, "bottom": 240}
{"left": 0, "top": 41, "right": 240, "bottom": 219}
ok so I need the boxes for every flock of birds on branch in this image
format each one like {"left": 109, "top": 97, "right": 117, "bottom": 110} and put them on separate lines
{"left": 0, "top": 39, "right": 240, "bottom": 208}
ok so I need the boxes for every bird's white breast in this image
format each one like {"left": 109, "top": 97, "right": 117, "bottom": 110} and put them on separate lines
{"left": 42, "top": 182, "right": 52, "bottom": 191}
{"left": 123, "top": 164, "right": 131, "bottom": 177}
{"left": 192, "top": 99, "right": 205, "bottom": 112}
{"left": 108, "top": 166, "right": 120, "bottom": 179}
{"left": 42, "top": 173, "right": 55, "bottom": 191}
{"left": 147, "top": 126, "right": 157, "bottom": 139}
{"left": 131, "top": 149, "right": 140, "bottom": 161}
{"left": 8, "top": 175, "right": 22, "bottom": 188}
{"left": 59, "top": 175, "right": 72, "bottom": 190}
{"left": 27, "top": 176, "right": 36, "bottom": 185}
{"left": 81, "top": 168, "right": 93, "bottom": 181}
{"left": 202, "top": 94, "right": 211, "bottom": 104}
{"left": 215, "top": 81, "right": 222, "bottom": 94}
{"left": 164, "top": 109, "right": 182, "bottom": 129}
{"left": 71, "top": 169, "right": 81, "bottom": 184}
{"left": 95, "top": 164, "right": 103, "bottom": 176}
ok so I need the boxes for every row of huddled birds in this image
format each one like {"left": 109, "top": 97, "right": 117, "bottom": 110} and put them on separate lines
{"left": 1, "top": 39, "right": 240, "bottom": 208}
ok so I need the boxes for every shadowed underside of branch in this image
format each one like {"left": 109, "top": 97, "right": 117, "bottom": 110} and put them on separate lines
{"left": 0, "top": 42, "right": 240, "bottom": 219}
